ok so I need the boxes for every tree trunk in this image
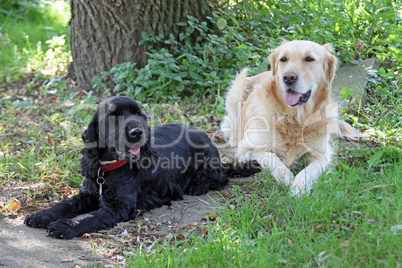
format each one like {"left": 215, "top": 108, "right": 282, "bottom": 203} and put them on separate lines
{"left": 69, "top": 0, "right": 213, "bottom": 90}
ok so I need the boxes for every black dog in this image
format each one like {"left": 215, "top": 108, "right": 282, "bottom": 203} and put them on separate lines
{"left": 24, "top": 96, "right": 259, "bottom": 239}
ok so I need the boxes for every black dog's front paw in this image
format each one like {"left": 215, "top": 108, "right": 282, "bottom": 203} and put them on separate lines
{"left": 24, "top": 211, "right": 58, "bottom": 229}
{"left": 47, "top": 219, "right": 80, "bottom": 239}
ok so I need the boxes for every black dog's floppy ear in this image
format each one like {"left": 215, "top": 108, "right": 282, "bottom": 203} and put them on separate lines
{"left": 81, "top": 110, "right": 99, "bottom": 180}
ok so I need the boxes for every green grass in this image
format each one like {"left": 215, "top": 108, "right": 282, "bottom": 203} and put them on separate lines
{"left": 127, "top": 156, "right": 401, "bottom": 267}
{"left": 0, "top": 0, "right": 70, "bottom": 72}
{"left": 0, "top": 86, "right": 93, "bottom": 186}
{"left": 0, "top": 66, "right": 401, "bottom": 268}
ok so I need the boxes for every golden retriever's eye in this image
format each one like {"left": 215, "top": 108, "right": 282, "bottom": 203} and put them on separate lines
{"left": 305, "top": 56, "right": 315, "bottom": 62}
{"left": 279, "top": 57, "right": 287, "bottom": 62}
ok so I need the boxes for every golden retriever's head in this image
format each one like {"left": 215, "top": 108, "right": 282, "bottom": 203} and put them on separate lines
{"left": 269, "top": 40, "right": 337, "bottom": 107}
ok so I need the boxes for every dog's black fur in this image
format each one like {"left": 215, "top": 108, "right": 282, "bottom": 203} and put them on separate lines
{"left": 24, "top": 96, "right": 259, "bottom": 239}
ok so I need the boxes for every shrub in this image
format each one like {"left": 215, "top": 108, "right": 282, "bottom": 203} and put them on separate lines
{"left": 93, "top": 0, "right": 401, "bottom": 103}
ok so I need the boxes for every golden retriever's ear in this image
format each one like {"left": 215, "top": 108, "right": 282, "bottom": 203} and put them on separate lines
{"left": 323, "top": 43, "right": 338, "bottom": 84}
{"left": 279, "top": 39, "right": 288, "bottom": 45}
{"left": 269, "top": 48, "right": 279, "bottom": 76}
{"left": 269, "top": 40, "right": 287, "bottom": 76}
{"left": 323, "top": 43, "right": 334, "bottom": 53}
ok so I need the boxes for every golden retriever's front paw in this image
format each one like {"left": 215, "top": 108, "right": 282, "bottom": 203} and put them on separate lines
{"left": 290, "top": 174, "right": 313, "bottom": 196}
{"left": 290, "top": 184, "right": 305, "bottom": 196}
{"left": 272, "top": 168, "right": 294, "bottom": 185}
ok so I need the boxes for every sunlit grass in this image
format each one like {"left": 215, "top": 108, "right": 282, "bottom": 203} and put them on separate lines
{"left": 0, "top": 0, "right": 70, "bottom": 71}
{"left": 127, "top": 157, "right": 401, "bottom": 267}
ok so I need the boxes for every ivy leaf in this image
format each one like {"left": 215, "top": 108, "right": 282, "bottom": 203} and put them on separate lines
{"left": 217, "top": 18, "right": 227, "bottom": 30}
{"left": 340, "top": 87, "right": 353, "bottom": 100}
{"left": 279, "top": 3, "right": 292, "bottom": 10}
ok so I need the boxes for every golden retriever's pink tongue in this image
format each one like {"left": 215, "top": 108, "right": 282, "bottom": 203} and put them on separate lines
{"left": 285, "top": 91, "right": 302, "bottom": 106}
{"left": 129, "top": 148, "right": 140, "bottom": 155}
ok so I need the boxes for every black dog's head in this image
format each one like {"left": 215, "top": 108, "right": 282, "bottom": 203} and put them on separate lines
{"left": 81, "top": 96, "right": 155, "bottom": 179}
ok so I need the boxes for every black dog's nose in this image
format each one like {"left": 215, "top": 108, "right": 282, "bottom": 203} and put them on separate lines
{"left": 283, "top": 72, "right": 298, "bottom": 84}
{"left": 128, "top": 128, "right": 143, "bottom": 139}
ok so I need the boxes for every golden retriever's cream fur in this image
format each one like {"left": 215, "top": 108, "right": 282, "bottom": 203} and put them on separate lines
{"left": 221, "top": 40, "right": 363, "bottom": 195}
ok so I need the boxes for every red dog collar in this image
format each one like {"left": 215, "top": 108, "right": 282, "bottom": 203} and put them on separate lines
{"left": 99, "top": 160, "right": 128, "bottom": 172}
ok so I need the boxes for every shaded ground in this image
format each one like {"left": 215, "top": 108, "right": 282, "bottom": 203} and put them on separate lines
{"left": 0, "top": 217, "right": 108, "bottom": 267}
{"left": 0, "top": 175, "right": 253, "bottom": 267}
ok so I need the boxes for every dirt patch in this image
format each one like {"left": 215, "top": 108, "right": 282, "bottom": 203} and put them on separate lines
{"left": 0, "top": 174, "right": 253, "bottom": 267}
{"left": 0, "top": 217, "right": 112, "bottom": 267}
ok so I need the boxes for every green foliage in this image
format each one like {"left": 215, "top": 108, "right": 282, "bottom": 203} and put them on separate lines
{"left": 0, "top": 0, "right": 70, "bottom": 74}
{"left": 0, "top": 0, "right": 66, "bottom": 22}
{"left": 93, "top": 15, "right": 268, "bottom": 103}
{"left": 94, "top": 0, "right": 401, "bottom": 104}
{"left": 23, "top": 34, "right": 71, "bottom": 75}
{"left": 342, "top": 67, "right": 401, "bottom": 143}
{"left": 230, "top": 0, "right": 401, "bottom": 66}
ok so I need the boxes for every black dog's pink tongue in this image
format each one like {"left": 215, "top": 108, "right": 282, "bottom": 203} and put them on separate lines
{"left": 285, "top": 91, "right": 302, "bottom": 106}
{"left": 129, "top": 148, "right": 140, "bottom": 155}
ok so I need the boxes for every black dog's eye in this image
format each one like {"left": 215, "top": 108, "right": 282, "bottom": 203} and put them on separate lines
{"left": 305, "top": 56, "right": 315, "bottom": 62}
{"left": 279, "top": 57, "right": 287, "bottom": 62}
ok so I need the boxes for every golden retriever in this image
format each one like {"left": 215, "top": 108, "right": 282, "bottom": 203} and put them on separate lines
{"left": 221, "top": 40, "right": 364, "bottom": 195}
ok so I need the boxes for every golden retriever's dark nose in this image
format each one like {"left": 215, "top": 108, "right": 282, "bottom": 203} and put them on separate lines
{"left": 283, "top": 71, "right": 298, "bottom": 84}
{"left": 128, "top": 128, "right": 143, "bottom": 140}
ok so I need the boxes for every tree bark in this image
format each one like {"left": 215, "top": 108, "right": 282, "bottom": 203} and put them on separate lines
{"left": 69, "top": 0, "right": 212, "bottom": 90}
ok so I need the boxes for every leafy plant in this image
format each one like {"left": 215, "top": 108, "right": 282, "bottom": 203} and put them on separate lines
{"left": 92, "top": 14, "right": 269, "bottom": 103}
{"left": 342, "top": 67, "right": 401, "bottom": 143}
{"left": 0, "top": 0, "right": 70, "bottom": 75}
{"left": 93, "top": 0, "right": 401, "bottom": 106}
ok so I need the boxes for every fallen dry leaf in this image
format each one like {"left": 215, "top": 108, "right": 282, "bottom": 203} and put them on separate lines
{"left": 46, "top": 134, "right": 53, "bottom": 146}
{"left": 77, "top": 90, "right": 87, "bottom": 96}
{"left": 313, "top": 224, "right": 326, "bottom": 232}
{"left": 213, "top": 134, "right": 226, "bottom": 143}
{"left": 1, "top": 198, "right": 21, "bottom": 212}
{"left": 48, "top": 98, "right": 60, "bottom": 104}
{"left": 201, "top": 216, "right": 216, "bottom": 222}
{"left": 21, "top": 205, "right": 41, "bottom": 211}
{"left": 61, "top": 100, "right": 75, "bottom": 108}
{"left": 106, "top": 248, "right": 117, "bottom": 258}
{"left": 340, "top": 238, "right": 351, "bottom": 248}
{"left": 175, "top": 234, "right": 186, "bottom": 241}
